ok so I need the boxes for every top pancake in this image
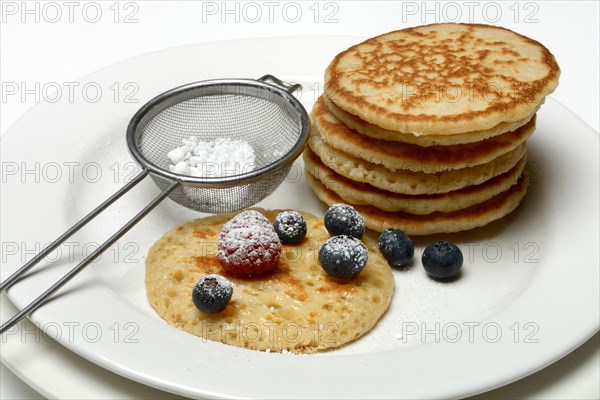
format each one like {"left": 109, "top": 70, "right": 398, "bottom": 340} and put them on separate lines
{"left": 324, "top": 23, "right": 560, "bottom": 135}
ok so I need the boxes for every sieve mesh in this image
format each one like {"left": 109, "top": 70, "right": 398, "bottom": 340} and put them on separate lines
{"left": 131, "top": 80, "right": 307, "bottom": 213}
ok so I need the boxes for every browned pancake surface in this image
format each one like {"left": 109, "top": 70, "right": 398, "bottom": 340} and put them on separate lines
{"left": 313, "top": 96, "right": 535, "bottom": 171}
{"left": 304, "top": 146, "right": 526, "bottom": 215}
{"left": 308, "top": 123, "right": 526, "bottom": 195}
{"left": 307, "top": 173, "right": 529, "bottom": 235}
{"left": 146, "top": 210, "right": 394, "bottom": 353}
{"left": 325, "top": 23, "right": 559, "bottom": 135}
{"left": 324, "top": 92, "right": 539, "bottom": 146}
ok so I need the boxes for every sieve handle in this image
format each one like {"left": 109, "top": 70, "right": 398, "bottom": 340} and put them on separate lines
{"left": 258, "top": 74, "right": 302, "bottom": 94}
{"left": 0, "top": 169, "right": 150, "bottom": 293}
{"left": 0, "top": 180, "right": 180, "bottom": 334}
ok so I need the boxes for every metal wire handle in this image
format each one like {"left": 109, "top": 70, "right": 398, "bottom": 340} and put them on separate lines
{"left": 0, "top": 180, "right": 178, "bottom": 334}
{"left": 0, "top": 171, "right": 149, "bottom": 293}
{"left": 258, "top": 74, "right": 302, "bottom": 93}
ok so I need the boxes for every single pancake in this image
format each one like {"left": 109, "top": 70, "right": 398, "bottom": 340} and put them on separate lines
{"left": 324, "top": 93, "right": 540, "bottom": 146}
{"left": 324, "top": 23, "right": 560, "bottom": 135}
{"left": 303, "top": 146, "right": 526, "bottom": 215}
{"left": 306, "top": 173, "right": 529, "bottom": 235}
{"left": 146, "top": 210, "right": 394, "bottom": 353}
{"left": 313, "top": 96, "right": 535, "bottom": 171}
{"left": 308, "top": 123, "right": 526, "bottom": 195}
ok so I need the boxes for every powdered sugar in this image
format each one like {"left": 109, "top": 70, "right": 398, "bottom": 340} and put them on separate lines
{"left": 275, "top": 211, "right": 304, "bottom": 235}
{"left": 167, "top": 137, "right": 255, "bottom": 177}
{"left": 195, "top": 274, "right": 233, "bottom": 297}
{"left": 223, "top": 210, "right": 270, "bottom": 231}
{"left": 217, "top": 211, "right": 282, "bottom": 276}
{"left": 274, "top": 211, "right": 307, "bottom": 244}
{"left": 324, "top": 203, "right": 365, "bottom": 239}
{"left": 192, "top": 274, "right": 234, "bottom": 313}
{"left": 322, "top": 236, "right": 368, "bottom": 266}
{"left": 319, "top": 235, "right": 369, "bottom": 278}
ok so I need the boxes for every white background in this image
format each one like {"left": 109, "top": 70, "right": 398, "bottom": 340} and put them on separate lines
{"left": 1, "top": 1, "right": 598, "bottom": 399}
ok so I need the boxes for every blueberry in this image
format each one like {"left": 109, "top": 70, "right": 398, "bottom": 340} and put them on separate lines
{"left": 324, "top": 203, "right": 365, "bottom": 239}
{"left": 318, "top": 235, "right": 368, "bottom": 279}
{"left": 378, "top": 228, "right": 414, "bottom": 268}
{"left": 422, "top": 241, "right": 463, "bottom": 280}
{"left": 192, "top": 274, "right": 233, "bottom": 313}
{"left": 274, "top": 211, "right": 307, "bottom": 244}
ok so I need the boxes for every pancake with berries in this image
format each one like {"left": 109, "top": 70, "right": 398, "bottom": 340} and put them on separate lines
{"left": 145, "top": 209, "right": 394, "bottom": 353}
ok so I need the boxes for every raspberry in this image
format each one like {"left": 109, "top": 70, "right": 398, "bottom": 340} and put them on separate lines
{"left": 217, "top": 211, "right": 281, "bottom": 276}
{"left": 221, "top": 210, "right": 271, "bottom": 234}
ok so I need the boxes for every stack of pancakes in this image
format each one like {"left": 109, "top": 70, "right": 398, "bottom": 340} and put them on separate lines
{"left": 304, "top": 23, "right": 560, "bottom": 235}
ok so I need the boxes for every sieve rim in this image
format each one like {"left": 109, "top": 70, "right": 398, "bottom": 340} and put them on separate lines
{"left": 125, "top": 78, "right": 309, "bottom": 187}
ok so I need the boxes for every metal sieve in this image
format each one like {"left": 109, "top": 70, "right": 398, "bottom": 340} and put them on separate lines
{"left": 1, "top": 75, "right": 309, "bottom": 333}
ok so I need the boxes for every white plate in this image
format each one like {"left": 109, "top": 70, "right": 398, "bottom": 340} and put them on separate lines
{"left": 1, "top": 37, "right": 598, "bottom": 399}
{"left": 2, "top": 295, "right": 599, "bottom": 400}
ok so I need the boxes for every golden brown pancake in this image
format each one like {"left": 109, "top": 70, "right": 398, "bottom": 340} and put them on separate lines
{"left": 313, "top": 96, "right": 535, "bottom": 171}
{"left": 308, "top": 123, "right": 526, "bottom": 195}
{"left": 323, "top": 93, "right": 540, "bottom": 146}
{"left": 146, "top": 210, "right": 394, "bottom": 353}
{"left": 324, "top": 23, "right": 560, "bottom": 135}
{"left": 304, "top": 146, "right": 526, "bottom": 215}
{"left": 306, "top": 173, "right": 529, "bottom": 235}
